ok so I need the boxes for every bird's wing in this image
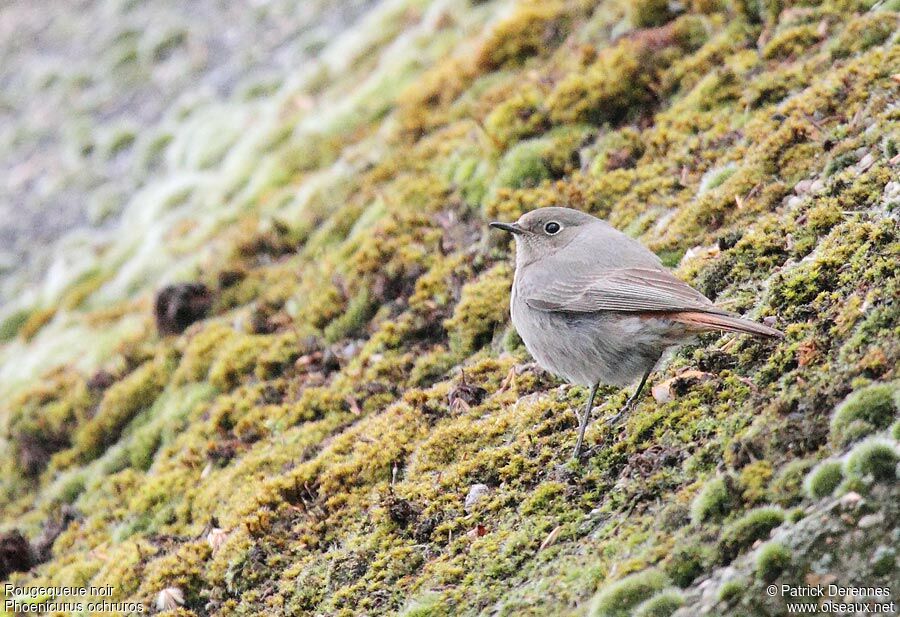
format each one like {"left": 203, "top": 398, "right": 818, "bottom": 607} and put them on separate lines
{"left": 522, "top": 266, "right": 726, "bottom": 314}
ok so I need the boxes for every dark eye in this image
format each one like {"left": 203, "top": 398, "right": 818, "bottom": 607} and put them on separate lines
{"left": 544, "top": 221, "right": 561, "bottom": 235}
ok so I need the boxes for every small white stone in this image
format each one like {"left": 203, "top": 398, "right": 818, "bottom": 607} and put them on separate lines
{"left": 839, "top": 491, "right": 862, "bottom": 509}
{"left": 857, "top": 513, "right": 883, "bottom": 529}
{"left": 465, "top": 484, "right": 490, "bottom": 512}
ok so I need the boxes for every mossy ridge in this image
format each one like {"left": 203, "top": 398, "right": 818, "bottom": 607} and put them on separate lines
{"left": 2, "top": 1, "right": 899, "bottom": 615}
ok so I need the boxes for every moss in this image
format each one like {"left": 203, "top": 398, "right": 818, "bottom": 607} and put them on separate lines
{"left": 0, "top": 308, "right": 30, "bottom": 341}
{"left": 6, "top": 369, "right": 93, "bottom": 477}
{"left": 104, "top": 125, "right": 137, "bottom": 159}
{"left": 738, "top": 460, "right": 773, "bottom": 504}
{"left": 399, "top": 592, "right": 451, "bottom": 616}
{"left": 4, "top": 2, "right": 900, "bottom": 614}
{"left": 768, "top": 458, "right": 812, "bottom": 506}
{"left": 19, "top": 307, "right": 56, "bottom": 341}
{"left": 831, "top": 381, "right": 899, "bottom": 440}
{"left": 589, "top": 569, "right": 670, "bottom": 617}
{"left": 871, "top": 545, "right": 896, "bottom": 577}
{"left": 805, "top": 461, "right": 844, "bottom": 499}
{"left": 716, "top": 578, "right": 745, "bottom": 604}
{"left": 697, "top": 163, "right": 737, "bottom": 194}
{"left": 632, "top": 588, "right": 684, "bottom": 617}
{"left": 588, "top": 127, "right": 645, "bottom": 174}
{"left": 761, "top": 25, "right": 820, "bottom": 60}
{"left": 690, "top": 476, "right": 734, "bottom": 524}
{"left": 127, "top": 424, "right": 162, "bottom": 471}
{"left": 844, "top": 439, "right": 899, "bottom": 482}
{"left": 175, "top": 323, "right": 238, "bottom": 383}
{"left": 208, "top": 333, "right": 273, "bottom": 392}
{"left": 626, "top": 0, "right": 674, "bottom": 28}
{"left": 547, "top": 40, "right": 653, "bottom": 125}
{"left": 70, "top": 354, "right": 174, "bottom": 462}
{"left": 484, "top": 85, "right": 549, "bottom": 149}
{"left": 475, "top": 2, "right": 570, "bottom": 71}
{"left": 755, "top": 541, "right": 791, "bottom": 583}
{"left": 719, "top": 507, "right": 785, "bottom": 563}
{"left": 492, "top": 139, "right": 553, "bottom": 190}
{"left": 663, "top": 545, "right": 707, "bottom": 587}
{"left": 490, "top": 127, "right": 588, "bottom": 193}
{"left": 829, "top": 12, "right": 896, "bottom": 59}
{"left": 323, "top": 288, "right": 375, "bottom": 343}
{"left": 444, "top": 263, "right": 512, "bottom": 355}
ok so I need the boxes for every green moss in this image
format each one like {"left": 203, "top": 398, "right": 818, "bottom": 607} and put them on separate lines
{"left": 871, "top": 545, "right": 896, "bottom": 577}
{"left": 762, "top": 25, "right": 820, "bottom": 60}
{"left": 475, "top": 2, "right": 570, "bottom": 70}
{"left": 690, "top": 476, "right": 734, "bottom": 524}
{"left": 588, "top": 127, "right": 645, "bottom": 175}
{"left": 4, "top": 2, "right": 900, "bottom": 614}
{"left": 625, "top": 0, "right": 673, "bottom": 28}
{"left": 769, "top": 459, "right": 813, "bottom": 506}
{"left": 844, "top": 439, "right": 899, "bottom": 482}
{"left": 208, "top": 333, "right": 272, "bottom": 392}
{"left": 492, "top": 139, "right": 553, "bottom": 190}
{"left": 589, "top": 569, "right": 670, "bottom": 617}
{"left": 697, "top": 163, "right": 737, "bottom": 194}
{"left": 399, "top": 592, "right": 451, "bottom": 617}
{"left": 490, "top": 127, "right": 588, "bottom": 193}
{"left": 831, "top": 382, "right": 899, "bottom": 440}
{"left": 71, "top": 354, "right": 174, "bottom": 462}
{"left": 19, "top": 307, "right": 56, "bottom": 341}
{"left": 484, "top": 85, "right": 549, "bottom": 149}
{"left": 324, "top": 288, "right": 375, "bottom": 343}
{"left": 127, "top": 424, "right": 162, "bottom": 471}
{"left": 755, "top": 541, "right": 791, "bottom": 583}
{"left": 0, "top": 308, "right": 31, "bottom": 341}
{"left": 717, "top": 578, "right": 745, "bottom": 604}
{"left": 175, "top": 323, "right": 238, "bottom": 383}
{"left": 829, "top": 12, "right": 896, "bottom": 59}
{"left": 632, "top": 588, "right": 684, "bottom": 617}
{"left": 739, "top": 460, "right": 773, "bottom": 504}
{"left": 804, "top": 460, "right": 843, "bottom": 499}
{"left": 104, "top": 125, "right": 137, "bottom": 159}
{"left": 547, "top": 40, "right": 653, "bottom": 125}
{"left": 444, "top": 263, "right": 512, "bottom": 355}
{"left": 719, "top": 507, "right": 785, "bottom": 563}
{"left": 663, "top": 545, "right": 707, "bottom": 587}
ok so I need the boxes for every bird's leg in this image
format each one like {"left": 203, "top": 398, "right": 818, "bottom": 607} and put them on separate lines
{"left": 573, "top": 382, "right": 600, "bottom": 459}
{"left": 608, "top": 365, "right": 654, "bottom": 426}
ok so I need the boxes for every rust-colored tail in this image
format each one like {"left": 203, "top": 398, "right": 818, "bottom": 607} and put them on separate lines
{"left": 670, "top": 311, "right": 784, "bottom": 339}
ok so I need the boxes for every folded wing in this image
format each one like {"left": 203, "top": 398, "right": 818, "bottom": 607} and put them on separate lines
{"left": 522, "top": 267, "right": 726, "bottom": 315}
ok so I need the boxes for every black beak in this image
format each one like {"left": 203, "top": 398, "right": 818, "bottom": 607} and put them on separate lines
{"left": 489, "top": 221, "right": 524, "bottom": 235}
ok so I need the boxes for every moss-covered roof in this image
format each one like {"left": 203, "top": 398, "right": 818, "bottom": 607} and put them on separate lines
{"left": 1, "top": 0, "right": 898, "bottom": 615}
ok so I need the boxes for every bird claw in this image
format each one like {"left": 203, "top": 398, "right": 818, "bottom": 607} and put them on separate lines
{"left": 607, "top": 409, "right": 627, "bottom": 426}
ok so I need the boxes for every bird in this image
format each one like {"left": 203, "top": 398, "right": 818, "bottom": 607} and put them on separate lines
{"left": 490, "top": 207, "right": 782, "bottom": 458}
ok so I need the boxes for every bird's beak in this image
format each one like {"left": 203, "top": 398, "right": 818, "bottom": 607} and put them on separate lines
{"left": 489, "top": 221, "right": 524, "bottom": 235}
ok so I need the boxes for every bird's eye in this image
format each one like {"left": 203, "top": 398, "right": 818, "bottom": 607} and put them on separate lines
{"left": 544, "top": 221, "right": 561, "bottom": 235}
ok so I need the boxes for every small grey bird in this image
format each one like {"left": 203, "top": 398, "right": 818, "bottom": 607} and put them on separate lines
{"left": 490, "top": 207, "right": 782, "bottom": 458}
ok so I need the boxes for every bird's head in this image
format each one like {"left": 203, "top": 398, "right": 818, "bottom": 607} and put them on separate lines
{"left": 490, "top": 207, "right": 598, "bottom": 267}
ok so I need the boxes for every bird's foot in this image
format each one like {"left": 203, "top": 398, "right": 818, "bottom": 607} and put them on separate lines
{"left": 608, "top": 395, "right": 639, "bottom": 427}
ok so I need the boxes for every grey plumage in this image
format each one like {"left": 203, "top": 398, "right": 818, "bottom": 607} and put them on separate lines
{"left": 490, "top": 207, "right": 782, "bottom": 457}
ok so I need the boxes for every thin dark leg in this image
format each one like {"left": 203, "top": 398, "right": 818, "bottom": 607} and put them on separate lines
{"left": 608, "top": 365, "right": 654, "bottom": 426}
{"left": 573, "top": 382, "right": 599, "bottom": 459}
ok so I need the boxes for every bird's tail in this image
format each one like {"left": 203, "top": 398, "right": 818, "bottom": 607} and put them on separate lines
{"left": 670, "top": 311, "right": 784, "bottom": 339}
